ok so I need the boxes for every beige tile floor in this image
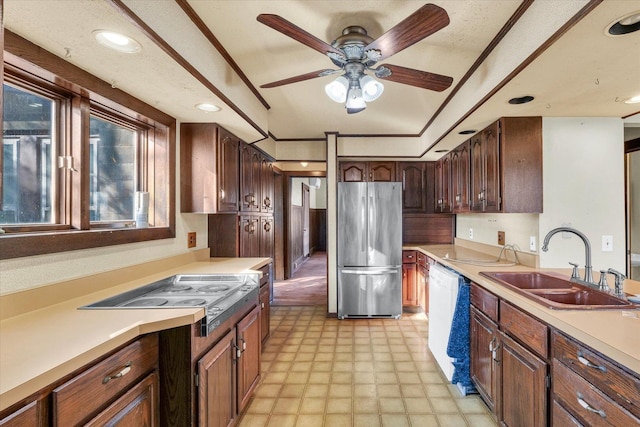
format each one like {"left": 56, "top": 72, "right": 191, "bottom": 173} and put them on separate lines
{"left": 239, "top": 306, "right": 497, "bottom": 427}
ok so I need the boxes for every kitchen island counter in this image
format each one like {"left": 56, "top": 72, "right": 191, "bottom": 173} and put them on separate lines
{"left": 0, "top": 249, "right": 270, "bottom": 412}
{"left": 406, "top": 243, "right": 640, "bottom": 376}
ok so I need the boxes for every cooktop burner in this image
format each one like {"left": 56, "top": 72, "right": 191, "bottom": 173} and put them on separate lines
{"left": 173, "top": 298, "right": 208, "bottom": 306}
{"left": 123, "top": 298, "right": 168, "bottom": 307}
{"left": 199, "top": 284, "right": 232, "bottom": 293}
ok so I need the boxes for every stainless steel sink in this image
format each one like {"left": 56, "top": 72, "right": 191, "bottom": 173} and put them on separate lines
{"left": 480, "top": 271, "right": 637, "bottom": 310}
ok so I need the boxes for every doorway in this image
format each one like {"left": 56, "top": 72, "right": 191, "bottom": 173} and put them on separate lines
{"left": 626, "top": 137, "right": 640, "bottom": 279}
{"left": 273, "top": 173, "right": 327, "bottom": 306}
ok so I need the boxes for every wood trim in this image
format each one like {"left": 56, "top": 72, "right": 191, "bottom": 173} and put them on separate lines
{"left": 174, "top": 0, "right": 270, "bottom": 110}
{"left": 625, "top": 137, "right": 640, "bottom": 153}
{"left": 421, "top": 0, "right": 603, "bottom": 156}
{"left": 106, "top": 0, "right": 268, "bottom": 138}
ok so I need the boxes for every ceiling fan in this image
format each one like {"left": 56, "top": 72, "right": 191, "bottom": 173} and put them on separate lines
{"left": 257, "top": 3, "right": 453, "bottom": 114}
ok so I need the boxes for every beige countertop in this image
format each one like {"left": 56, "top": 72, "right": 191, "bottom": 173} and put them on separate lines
{"left": 0, "top": 252, "right": 271, "bottom": 412}
{"left": 406, "top": 244, "right": 640, "bottom": 377}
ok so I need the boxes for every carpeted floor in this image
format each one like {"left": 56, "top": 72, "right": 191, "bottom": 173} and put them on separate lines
{"left": 273, "top": 251, "right": 327, "bottom": 306}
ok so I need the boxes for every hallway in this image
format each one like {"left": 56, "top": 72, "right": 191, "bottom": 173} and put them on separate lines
{"left": 273, "top": 252, "right": 327, "bottom": 306}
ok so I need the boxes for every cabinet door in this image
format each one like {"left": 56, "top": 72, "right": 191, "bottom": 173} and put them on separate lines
{"left": 470, "top": 135, "right": 484, "bottom": 212}
{"left": 499, "top": 333, "right": 547, "bottom": 427}
{"left": 237, "top": 306, "right": 261, "bottom": 413}
{"left": 369, "top": 162, "right": 396, "bottom": 182}
{"left": 197, "top": 329, "right": 236, "bottom": 427}
{"left": 397, "top": 162, "right": 427, "bottom": 213}
{"left": 339, "top": 162, "right": 367, "bottom": 182}
{"left": 470, "top": 307, "right": 500, "bottom": 414}
{"left": 240, "top": 216, "right": 259, "bottom": 257}
{"left": 86, "top": 372, "right": 158, "bottom": 427}
{"left": 402, "top": 263, "right": 417, "bottom": 306}
{"left": 435, "top": 155, "right": 452, "bottom": 212}
{"left": 452, "top": 141, "right": 470, "bottom": 212}
{"left": 482, "top": 122, "right": 500, "bottom": 212}
{"left": 217, "top": 128, "right": 240, "bottom": 213}
{"left": 259, "top": 285, "right": 270, "bottom": 345}
{"left": 240, "top": 145, "right": 260, "bottom": 212}
{"left": 259, "top": 216, "right": 274, "bottom": 259}
{"left": 418, "top": 264, "right": 429, "bottom": 313}
{"left": 260, "top": 157, "right": 274, "bottom": 213}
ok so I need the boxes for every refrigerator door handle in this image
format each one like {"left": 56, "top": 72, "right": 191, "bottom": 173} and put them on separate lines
{"left": 361, "top": 196, "right": 366, "bottom": 253}
{"left": 341, "top": 268, "right": 399, "bottom": 275}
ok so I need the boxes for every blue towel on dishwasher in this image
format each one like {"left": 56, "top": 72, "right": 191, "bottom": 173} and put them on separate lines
{"left": 446, "top": 277, "right": 476, "bottom": 395}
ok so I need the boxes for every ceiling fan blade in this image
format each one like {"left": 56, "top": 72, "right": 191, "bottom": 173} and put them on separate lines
{"left": 257, "top": 14, "right": 345, "bottom": 59}
{"left": 376, "top": 64, "right": 453, "bottom": 92}
{"left": 260, "top": 69, "right": 339, "bottom": 88}
{"left": 365, "top": 4, "right": 449, "bottom": 62}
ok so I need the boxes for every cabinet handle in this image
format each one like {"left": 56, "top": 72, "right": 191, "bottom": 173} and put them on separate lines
{"left": 577, "top": 351, "right": 607, "bottom": 372}
{"left": 102, "top": 362, "right": 132, "bottom": 384}
{"left": 220, "top": 189, "right": 225, "bottom": 200}
{"left": 577, "top": 394, "right": 606, "bottom": 418}
{"left": 264, "top": 222, "right": 272, "bottom": 232}
{"left": 240, "top": 337, "right": 247, "bottom": 351}
{"left": 489, "top": 337, "right": 497, "bottom": 352}
{"left": 261, "top": 302, "right": 265, "bottom": 309}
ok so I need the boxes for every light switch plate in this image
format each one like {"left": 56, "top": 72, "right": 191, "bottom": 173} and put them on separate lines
{"left": 602, "top": 235, "right": 613, "bottom": 252}
{"left": 530, "top": 236, "right": 537, "bottom": 252}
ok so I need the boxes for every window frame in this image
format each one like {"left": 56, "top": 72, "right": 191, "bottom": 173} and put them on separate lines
{"left": 0, "top": 30, "right": 176, "bottom": 260}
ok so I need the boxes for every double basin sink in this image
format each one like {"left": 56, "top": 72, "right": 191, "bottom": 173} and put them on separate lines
{"left": 480, "top": 271, "right": 637, "bottom": 310}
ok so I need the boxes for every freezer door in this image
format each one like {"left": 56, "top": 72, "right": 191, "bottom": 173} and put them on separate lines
{"left": 338, "top": 182, "right": 368, "bottom": 266}
{"left": 367, "top": 182, "right": 402, "bottom": 267}
{"left": 337, "top": 267, "right": 402, "bottom": 319}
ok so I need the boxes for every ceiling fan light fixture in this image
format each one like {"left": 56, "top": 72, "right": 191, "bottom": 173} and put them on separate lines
{"left": 360, "top": 75, "right": 384, "bottom": 102}
{"left": 345, "top": 87, "right": 366, "bottom": 114}
{"left": 325, "top": 76, "right": 349, "bottom": 103}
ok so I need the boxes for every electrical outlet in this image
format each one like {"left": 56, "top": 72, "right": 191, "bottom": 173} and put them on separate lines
{"left": 187, "top": 232, "right": 197, "bottom": 248}
{"left": 602, "top": 235, "right": 613, "bottom": 252}
{"left": 530, "top": 236, "right": 537, "bottom": 252}
{"left": 498, "top": 231, "right": 505, "bottom": 246}
{"left": 468, "top": 228, "right": 474, "bottom": 239}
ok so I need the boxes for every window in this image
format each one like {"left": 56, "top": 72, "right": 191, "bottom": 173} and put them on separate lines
{"left": 0, "top": 37, "right": 175, "bottom": 259}
{"left": 1, "top": 83, "right": 57, "bottom": 225}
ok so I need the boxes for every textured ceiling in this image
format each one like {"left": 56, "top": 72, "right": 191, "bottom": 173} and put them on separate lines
{"left": 4, "top": 0, "right": 640, "bottom": 159}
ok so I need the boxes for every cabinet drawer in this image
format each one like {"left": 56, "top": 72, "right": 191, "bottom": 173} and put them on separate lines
{"left": 259, "top": 263, "right": 271, "bottom": 287}
{"left": 53, "top": 334, "right": 158, "bottom": 426}
{"left": 416, "top": 252, "right": 428, "bottom": 267}
{"left": 403, "top": 251, "right": 417, "bottom": 263}
{"left": 552, "top": 330, "right": 640, "bottom": 418}
{"left": 500, "top": 301, "right": 548, "bottom": 359}
{"left": 553, "top": 359, "right": 639, "bottom": 426}
{"left": 553, "top": 399, "right": 584, "bottom": 426}
{"left": 470, "top": 282, "right": 498, "bottom": 322}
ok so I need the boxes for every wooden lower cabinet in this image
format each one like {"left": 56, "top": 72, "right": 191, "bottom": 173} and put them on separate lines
{"left": 470, "top": 306, "right": 500, "bottom": 414}
{"left": 159, "top": 299, "right": 261, "bottom": 427}
{"left": 0, "top": 399, "right": 46, "bottom": 427}
{"left": 500, "top": 333, "right": 547, "bottom": 427}
{"left": 197, "top": 331, "right": 236, "bottom": 427}
{"left": 402, "top": 262, "right": 417, "bottom": 307}
{"left": 470, "top": 283, "right": 549, "bottom": 426}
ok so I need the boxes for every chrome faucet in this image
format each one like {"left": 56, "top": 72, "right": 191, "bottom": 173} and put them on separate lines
{"left": 541, "top": 227, "right": 594, "bottom": 286}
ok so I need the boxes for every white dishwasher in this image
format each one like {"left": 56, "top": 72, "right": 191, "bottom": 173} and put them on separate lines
{"left": 428, "top": 263, "right": 460, "bottom": 381}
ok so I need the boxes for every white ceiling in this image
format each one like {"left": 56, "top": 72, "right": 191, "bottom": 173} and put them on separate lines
{"left": 4, "top": 0, "right": 640, "bottom": 160}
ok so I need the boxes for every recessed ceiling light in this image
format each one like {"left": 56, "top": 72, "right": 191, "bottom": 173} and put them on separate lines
{"left": 300, "top": 162, "right": 309, "bottom": 167}
{"left": 508, "top": 95, "right": 534, "bottom": 105}
{"left": 624, "top": 95, "right": 640, "bottom": 104}
{"left": 93, "top": 30, "right": 141, "bottom": 53}
{"left": 606, "top": 11, "right": 640, "bottom": 36}
{"left": 435, "top": 149, "right": 449, "bottom": 153}
{"left": 195, "top": 103, "right": 221, "bottom": 112}
{"left": 458, "top": 130, "right": 477, "bottom": 135}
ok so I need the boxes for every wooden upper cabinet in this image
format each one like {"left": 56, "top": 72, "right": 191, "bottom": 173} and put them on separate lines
{"left": 180, "top": 123, "right": 239, "bottom": 213}
{"left": 339, "top": 161, "right": 396, "bottom": 182}
{"left": 240, "top": 144, "right": 261, "bottom": 212}
{"left": 451, "top": 141, "right": 470, "bottom": 213}
{"left": 339, "top": 161, "right": 367, "bottom": 182}
{"left": 435, "top": 154, "right": 452, "bottom": 213}
{"left": 261, "top": 156, "right": 274, "bottom": 213}
{"left": 396, "top": 162, "right": 435, "bottom": 213}
{"left": 471, "top": 117, "right": 542, "bottom": 213}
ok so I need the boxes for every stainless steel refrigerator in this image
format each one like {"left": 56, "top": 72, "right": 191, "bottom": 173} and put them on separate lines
{"left": 337, "top": 182, "right": 402, "bottom": 319}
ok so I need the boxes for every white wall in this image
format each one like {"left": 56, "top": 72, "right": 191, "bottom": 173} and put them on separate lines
{"left": 456, "top": 213, "right": 539, "bottom": 252}
{"left": 539, "top": 118, "right": 625, "bottom": 272}
{"left": 0, "top": 122, "right": 209, "bottom": 295}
